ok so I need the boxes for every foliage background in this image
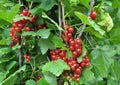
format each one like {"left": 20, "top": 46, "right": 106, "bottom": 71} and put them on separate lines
{"left": 0, "top": 0, "right": 120, "bottom": 85}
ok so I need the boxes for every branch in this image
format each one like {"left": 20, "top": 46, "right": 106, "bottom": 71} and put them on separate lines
{"left": 18, "top": 0, "right": 22, "bottom": 5}
{"left": 18, "top": 48, "right": 23, "bottom": 84}
{"left": 77, "top": 0, "right": 95, "bottom": 38}
{"left": 61, "top": 2, "right": 65, "bottom": 25}
{"left": 58, "top": 2, "right": 62, "bottom": 27}
{"left": 29, "top": 1, "right": 33, "bottom": 10}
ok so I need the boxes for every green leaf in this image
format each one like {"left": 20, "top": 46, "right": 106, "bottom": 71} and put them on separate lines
{"left": 74, "top": 11, "right": 105, "bottom": 36}
{"left": 0, "top": 48, "right": 11, "bottom": 57}
{"left": 26, "top": 80, "right": 36, "bottom": 85}
{"left": 22, "top": 31, "right": 36, "bottom": 36}
{"left": 115, "top": 44, "right": 120, "bottom": 55}
{"left": 91, "top": 45, "right": 116, "bottom": 78}
{"left": 0, "top": 4, "right": 20, "bottom": 23}
{"left": 74, "top": 12, "right": 89, "bottom": 24}
{"left": 0, "top": 72, "right": 6, "bottom": 82}
{"left": 111, "top": 0, "right": 120, "bottom": 8}
{"left": 42, "top": 59, "right": 70, "bottom": 76}
{"left": 1, "top": 75, "right": 18, "bottom": 85}
{"left": 0, "top": 38, "right": 10, "bottom": 45}
{"left": 12, "top": 44, "right": 21, "bottom": 50}
{"left": 6, "top": 61, "right": 17, "bottom": 70}
{"left": 77, "top": 46, "right": 87, "bottom": 63}
{"left": 110, "top": 28, "right": 120, "bottom": 44}
{"left": 98, "top": 13, "right": 113, "bottom": 31}
{"left": 80, "top": 66, "right": 95, "bottom": 84}
{"left": 79, "top": 0, "right": 90, "bottom": 9}
{"left": 43, "top": 72, "right": 57, "bottom": 85}
{"left": 108, "top": 75, "right": 117, "bottom": 85}
{"left": 66, "top": 50, "right": 72, "bottom": 58}
{"left": 42, "top": 12, "right": 63, "bottom": 31}
{"left": 39, "top": 0, "right": 56, "bottom": 11}
{"left": 39, "top": 39, "right": 54, "bottom": 54}
{"left": 0, "top": 56, "right": 15, "bottom": 65}
{"left": 13, "top": 15, "right": 31, "bottom": 22}
{"left": 50, "top": 35, "right": 67, "bottom": 50}
{"left": 36, "top": 78, "right": 50, "bottom": 85}
{"left": 0, "top": 65, "right": 26, "bottom": 85}
{"left": 89, "top": 20, "right": 105, "bottom": 36}
{"left": 110, "top": 61, "right": 120, "bottom": 84}
{"left": 86, "top": 27, "right": 103, "bottom": 38}
{"left": 37, "top": 29, "right": 50, "bottom": 39}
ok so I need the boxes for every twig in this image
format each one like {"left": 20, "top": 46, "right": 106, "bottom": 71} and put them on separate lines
{"left": 77, "top": 0, "right": 95, "bottom": 38}
{"left": 58, "top": 2, "right": 62, "bottom": 36}
{"left": 29, "top": 1, "right": 33, "bottom": 10}
{"left": 61, "top": 2, "right": 65, "bottom": 25}
{"left": 84, "top": 34, "right": 93, "bottom": 49}
{"left": 58, "top": 2, "right": 62, "bottom": 27}
{"left": 18, "top": 48, "right": 23, "bottom": 85}
{"left": 18, "top": 0, "right": 22, "bottom": 5}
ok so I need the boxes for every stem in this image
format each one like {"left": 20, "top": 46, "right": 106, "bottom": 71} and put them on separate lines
{"left": 58, "top": 2, "right": 62, "bottom": 36}
{"left": 18, "top": 0, "right": 22, "bottom": 5}
{"left": 29, "top": 1, "right": 33, "bottom": 10}
{"left": 58, "top": 2, "right": 62, "bottom": 27}
{"left": 84, "top": 34, "right": 93, "bottom": 49}
{"left": 77, "top": 0, "right": 95, "bottom": 38}
{"left": 18, "top": 48, "right": 23, "bottom": 85}
{"left": 61, "top": 2, "right": 65, "bottom": 25}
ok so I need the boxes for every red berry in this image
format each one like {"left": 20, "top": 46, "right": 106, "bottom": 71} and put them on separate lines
{"left": 31, "top": 15, "right": 37, "bottom": 22}
{"left": 69, "top": 45, "right": 75, "bottom": 51}
{"left": 69, "top": 40, "right": 75, "bottom": 46}
{"left": 72, "top": 51, "right": 78, "bottom": 57}
{"left": 80, "top": 62, "right": 85, "bottom": 67}
{"left": 76, "top": 48, "right": 82, "bottom": 54}
{"left": 84, "top": 63, "right": 89, "bottom": 67}
{"left": 51, "top": 55, "right": 56, "bottom": 60}
{"left": 21, "top": 9, "right": 29, "bottom": 16}
{"left": 68, "top": 27, "right": 74, "bottom": 33}
{"left": 75, "top": 68, "right": 81, "bottom": 74}
{"left": 90, "top": 11, "right": 97, "bottom": 20}
{"left": 24, "top": 27, "right": 31, "bottom": 31}
{"left": 74, "top": 74, "right": 79, "bottom": 79}
{"left": 83, "top": 58, "right": 89, "bottom": 63}
{"left": 14, "top": 27, "right": 21, "bottom": 32}
{"left": 67, "top": 33, "right": 72, "bottom": 38}
{"left": 76, "top": 38, "right": 82, "bottom": 45}
{"left": 17, "top": 23, "right": 24, "bottom": 28}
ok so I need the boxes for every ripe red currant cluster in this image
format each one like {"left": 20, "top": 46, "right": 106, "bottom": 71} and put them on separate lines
{"left": 50, "top": 26, "right": 90, "bottom": 82}
{"left": 24, "top": 54, "right": 31, "bottom": 62}
{"left": 10, "top": 9, "right": 46, "bottom": 47}
{"left": 10, "top": 9, "right": 35, "bottom": 46}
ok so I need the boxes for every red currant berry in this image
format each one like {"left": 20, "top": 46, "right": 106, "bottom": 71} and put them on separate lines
{"left": 90, "top": 11, "right": 97, "bottom": 20}
{"left": 68, "top": 27, "right": 74, "bottom": 33}
{"left": 76, "top": 38, "right": 82, "bottom": 45}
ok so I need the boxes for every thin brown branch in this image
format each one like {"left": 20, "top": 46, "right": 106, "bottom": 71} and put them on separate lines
{"left": 77, "top": 0, "right": 95, "bottom": 38}
{"left": 18, "top": 48, "right": 23, "bottom": 85}
{"left": 58, "top": 2, "right": 62, "bottom": 27}
{"left": 29, "top": 1, "right": 33, "bottom": 10}
{"left": 18, "top": 0, "right": 22, "bottom": 5}
{"left": 61, "top": 2, "right": 65, "bottom": 25}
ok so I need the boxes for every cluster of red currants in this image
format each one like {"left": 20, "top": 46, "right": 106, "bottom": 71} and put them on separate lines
{"left": 24, "top": 54, "right": 31, "bottom": 62}
{"left": 9, "top": 9, "right": 46, "bottom": 47}
{"left": 10, "top": 9, "right": 36, "bottom": 46}
{"left": 50, "top": 26, "right": 90, "bottom": 82}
